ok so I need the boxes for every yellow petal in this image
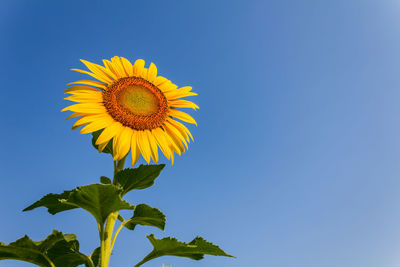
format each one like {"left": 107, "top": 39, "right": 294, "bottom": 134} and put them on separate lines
{"left": 147, "top": 63, "right": 157, "bottom": 83}
{"left": 154, "top": 76, "right": 169, "bottom": 87}
{"left": 72, "top": 117, "right": 90, "bottom": 130}
{"left": 131, "top": 131, "right": 140, "bottom": 166}
{"left": 113, "top": 134, "right": 119, "bottom": 160}
{"left": 167, "top": 119, "right": 194, "bottom": 142}
{"left": 152, "top": 128, "right": 171, "bottom": 160}
{"left": 61, "top": 103, "right": 106, "bottom": 114}
{"left": 133, "top": 59, "right": 145, "bottom": 77}
{"left": 116, "top": 56, "right": 129, "bottom": 77}
{"left": 103, "top": 60, "right": 119, "bottom": 80}
{"left": 96, "top": 121, "right": 123, "bottom": 145}
{"left": 141, "top": 68, "right": 148, "bottom": 79}
{"left": 65, "top": 112, "right": 83, "bottom": 120}
{"left": 120, "top": 57, "right": 134, "bottom": 77}
{"left": 164, "top": 89, "right": 197, "bottom": 100}
{"left": 65, "top": 91, "right": 102, "bottom": 99}
{"left": 115, "top": 127, "right": 133, "bottom": 161}
{"left": 80, "top": 115, "right": 115, "bottom": 134}
{"left": 163, "top": 124, "right": 185, "bottom": 153}
{"left": 97, "top": 60, "right": 118, "bottom": 80}
{"left": 173, "top": 92, "right": 198, "bottom": 100}
{"left": 145, "top": 130, "right": 159, "bottom": 163}
{"left": 158, "top": 81, "right": 178, "bottom": 93}
{"left": 64, "top": 94, "right": 103, "bottom": 103}
{"left": 80, "top": 60, "right": 114, "bottom": 84}
{"left": 170, "top": 150, "right": 175, "bottom": 165}
{"left": 177, "top": 86, "right": 193, "bottom": 93}
{"left": 168, "top": 99, "right": 199, "bottom": 110}
{"left": 161, "top": 127, "right": 181, "bottom": 155}
{"left": 72, "top": 114, "right": 110, "bottom": 130}
{"left": 163, "top": 86, "right": 194, "bottom": 97}
{"left": 98, "top": 141, "right": 109, "bottom": 153}
{"left": 67, "top": 80, "right": 106, "bottom": 89}
{"left": 164, "top": 121, "right": 188, "bottom": 149}
{"left": 71, "top": 68, "right": 112, "bottom": 85}
{"left": 168, "top": 109, "right": 197, "bottom": 125}
{"left": 137, "top": 131, "right": 151, "bottom": 163}
{"left": 65, "top": 85, "right": 101, "bottom": 94}
{"left": 111, "top": 56, "right": 127, "bottom": 78}
{"left": 64, "top": 90, "right": 102, "bottom": 98}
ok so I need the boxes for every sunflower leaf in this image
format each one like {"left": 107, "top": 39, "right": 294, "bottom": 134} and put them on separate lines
{"left": 46, "top": 238, "right": 93, "bottom": 267}
{"left": 100, "top": 176, "right": 112, "bottom": 184}
{"left": 0, "top": 238, "right": 54, "bottom": 267}
{"left": 23, "top": 190, "right": 77, "bottom": 214}
{"left": 24, "top": 184, "right": 134, "bottom": 227}
{"left": 115, "top": 164, "right": 165, "bottom": 195}
{"left": 0, "top": 230, "right": 93, "bottom": 267}
{"left": 91, "top": 130, "right": 113, "bottom": 155}
{"left": 90, "top": 247, "right": 101, "bottom": 267}
{"left": 135, "top": 234, "right": 234, "bottom": 267}
{"left": 123, "top": 204, "right": 166, "bottom": 231}
{"left": 63, "top": 184, "right": 134, "bottom": 226}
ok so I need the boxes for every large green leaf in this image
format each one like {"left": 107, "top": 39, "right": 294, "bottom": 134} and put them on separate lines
{"left": 37, "top": 231, "right": 76, "bottom": 252}
{"left": 0, "top": 238, "right": 54, "bottom": 267}
{"left": 92, "top": 130, "right": 113, "bottom": 155}
{"left": 123, "top": 204, "right": 166, "bottom": 231}
{"left": 24, "top": 184, "right": 133, "bottom": 226}
{"left": 64, "top": 184, "right": 133, "bottom": 226}
{"left": 47, "top": 238, "right": 90, "bottom": 267}
{"left": 23, "top": 190, "right": 76, "bottom": 214}
{"left": 135, "top": 234, "right": 234, "bottom": 267}
{"left": 0, "top": 230, "right": 93, "bottom": 267}
{"left": 115, "top": 164, "right": 165, "bottom": 195}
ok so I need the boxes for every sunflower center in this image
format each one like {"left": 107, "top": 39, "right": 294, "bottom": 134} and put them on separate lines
{"left": 103, "top": 77, "right": 168, "bottom": 130}
{"left": 118, "top": 85, "right": 159, "bottom": 116}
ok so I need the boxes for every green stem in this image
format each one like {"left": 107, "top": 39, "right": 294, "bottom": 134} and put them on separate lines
{"left": 110, "top": 220, "right": 127, "bottom": 252}
{"left": 103, "top": 211, "right": 118, "bottom": 266}
{"left": 114, "top": 157, "right": 127, "bottom": 182}
{"left": 100, "top": 155, "right": 127, "bottom": 267}
{"left": 98, "top": 223, "right": 106, "bottom": 267}
{"left": 100, "top": 235, "right": 105, "bottom": 267}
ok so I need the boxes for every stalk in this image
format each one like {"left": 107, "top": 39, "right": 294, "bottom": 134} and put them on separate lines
{"left": 100, "top": 155, "right": 127, "bottom": 267}
{"left": 110, "top": 220, "right": 127, "bottom": 251}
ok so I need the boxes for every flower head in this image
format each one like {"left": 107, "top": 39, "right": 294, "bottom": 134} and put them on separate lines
{"left": 62, "top": 56, "right": 198, "bottom": 165}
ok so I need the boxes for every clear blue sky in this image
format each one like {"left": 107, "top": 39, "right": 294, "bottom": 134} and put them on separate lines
{"left": 1, "top": 0, "right": 400, "bottom": 266}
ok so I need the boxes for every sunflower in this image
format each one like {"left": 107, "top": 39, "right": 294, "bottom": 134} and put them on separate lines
{"left": 62, "top": 56, "right": 198, "bottom": 165}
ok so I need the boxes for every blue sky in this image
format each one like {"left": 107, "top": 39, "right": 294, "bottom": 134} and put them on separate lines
{"left": 1, "top": 0, "right": 400, "bottom": 266}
